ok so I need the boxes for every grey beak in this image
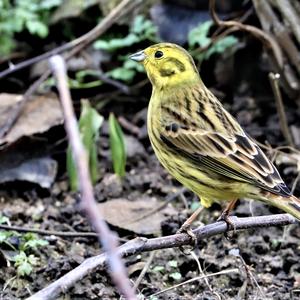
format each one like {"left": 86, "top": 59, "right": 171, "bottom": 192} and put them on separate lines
{"left": 129, "top": 50, "right": 146, "bottom": 62}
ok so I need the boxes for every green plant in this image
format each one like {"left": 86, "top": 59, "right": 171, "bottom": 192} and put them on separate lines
{"left": 94, "top": 15, "right": 157, "bottom": 52}
{"left": 14, "top": 251, "right": 38, "bottom": 276}
{"left": 188, "top": 21, "right": 239, "bottom": 63}
{"left": 94, "top": 15, "right": 158, "bottom": 83}
{"left": 14, "top": 232, "right": 48, "bottom": 276}
{"left": 109, "top": 113, "right": 126, "bottom": 177}
{"left": 0, "top": 0, "right": 62, "bottom": 55}
{"left": 67, "top": 100, "right": 104, "bottom": 191}
{"left": 0, "top": 219, "right": 48, "bottom": 277}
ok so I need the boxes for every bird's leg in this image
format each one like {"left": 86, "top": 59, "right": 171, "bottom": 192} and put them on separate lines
{"left": 217, "top": 199, "right": 238, "bottom": 236}
{"left": 177, "top": 205, "right": 204, "bottom": 243}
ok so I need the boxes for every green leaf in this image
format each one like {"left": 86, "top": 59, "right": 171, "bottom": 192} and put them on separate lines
{"left": 94, "top": 33, "right": 139, "bottom": 51}
{"left": 67, "top": 100, "right": 103, "bottom": 191}
{"left": 108, "top": 67, "right": 136, "bottom": 82}
{"left": 109, "top": 113, "right": 126, "bottom": 177}
{"left": 107, "top": 59, "right": 144, "bottom": 83}
{"left": 168, "top": 260, "right": 178, "bottom": 268}
{"left": 152, "top": 265, "right": 165, "bottom": 273}
{"left": 26, "top": 19, "right": 48, "bottom": 37}
{"left": 23, "top": 239, "right": 48, "bottom": 250}
{"left": 93, "top": 15, "right": 158, "bottom": 53}
{"left": 0, "top": 231, "right": 12, "bottom": 243}
{"left": 204, "top": 35, "right": 238, "bottom": 60}
{"left": 188, "top": 21, "right": 212, "bottom": 48}
{"left": 169, "top": 272, "right": 182, "bottom": 281}
{"left": 132, "top": 15, "right": 157, "bottom": 41}
{"left": 14, "top": 252, "right": 34, "bottom": 276}
{"left": 0, "top": 215, "right": 9, "bottom": 225}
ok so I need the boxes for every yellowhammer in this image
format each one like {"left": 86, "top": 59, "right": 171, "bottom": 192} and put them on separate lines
{"left": 130, "top": 43, "right": 300, "bottom": 233}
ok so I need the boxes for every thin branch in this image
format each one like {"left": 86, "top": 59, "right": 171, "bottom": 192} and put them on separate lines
{"left": 0, "top": 224, "right": 99, "bottom": 238}
{"left": 133, "top": 251, "right": 156, "bottom": 292}
{"left": 150, "top": 268, "right": 239, "bottom": 297}
{"left": 268, "top": 72, "right": 294, "bottom": 147}
{"left": 209, "top": 0, "right": 283, "bottom": 68}
{"left": 48, "top": 55, "right": 137, "bottom": 300}
{"left": 0, "top": 0, "right": 142, "bottom": 79}
{"left": 28, "top": 214, "right": 296, "bottom": 300}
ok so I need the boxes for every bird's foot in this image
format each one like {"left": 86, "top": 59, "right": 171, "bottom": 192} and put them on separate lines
{"left": 217, "top": 211, "right": 236, "bottom": 240}
{"left": 176, "top": 224, "right": 197, "bottom": 254}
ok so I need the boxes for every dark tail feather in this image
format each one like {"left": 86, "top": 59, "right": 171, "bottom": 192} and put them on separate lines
{"left": 261, "top": 194, "right": 300, "bottom": 221}
{"left": 274, "top": 195, "right": 300, "bottom": 221}
{"left": 286, "top": 195, "right": 300, "bottom": 221}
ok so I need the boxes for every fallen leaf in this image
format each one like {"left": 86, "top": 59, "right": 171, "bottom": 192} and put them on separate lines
{"left": 98, "top": 197, "right": 177, "bottom": 235}
{"left": 0, "top": 93, "right": 63, "bottom": 147}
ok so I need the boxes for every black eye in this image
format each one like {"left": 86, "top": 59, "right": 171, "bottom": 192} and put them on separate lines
{"left": 154, "top": 50, "right": 163, "bottom": 58}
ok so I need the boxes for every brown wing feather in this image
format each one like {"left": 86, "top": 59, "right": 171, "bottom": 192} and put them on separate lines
{"left": 162, "top": 125, "right": 291, "bottom": 197}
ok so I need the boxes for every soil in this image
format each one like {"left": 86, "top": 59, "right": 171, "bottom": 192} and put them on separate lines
{"left": 0, "top": 97, "right": 299, "bottom": 299}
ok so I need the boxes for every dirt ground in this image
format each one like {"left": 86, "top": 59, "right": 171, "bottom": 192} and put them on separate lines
{"left": 0, "top": 111, "right": 299, "bottom": 299}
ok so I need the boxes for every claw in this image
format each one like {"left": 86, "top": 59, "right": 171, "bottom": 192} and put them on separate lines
{"left": 217, "top": 212, "right": 236, "bottom": 239}
{"left": 176, "top": 224, "right": 197, "bottom": 254}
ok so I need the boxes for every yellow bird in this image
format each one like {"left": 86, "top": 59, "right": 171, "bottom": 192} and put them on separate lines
{"left": 130, "top": 43, "right": 300, "bottom": 233}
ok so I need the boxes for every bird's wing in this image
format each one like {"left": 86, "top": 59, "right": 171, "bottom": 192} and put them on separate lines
{"left": 161, "top": 125, "right": 291, "bottom": 196}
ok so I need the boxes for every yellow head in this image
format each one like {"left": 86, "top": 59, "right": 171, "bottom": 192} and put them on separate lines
{"left": 130, "top": 43, "right": 200, "bottom": 89}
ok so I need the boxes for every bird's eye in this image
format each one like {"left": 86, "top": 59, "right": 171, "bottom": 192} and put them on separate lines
{"left": 154, "top": 50, "right": 164, "bottom": 59}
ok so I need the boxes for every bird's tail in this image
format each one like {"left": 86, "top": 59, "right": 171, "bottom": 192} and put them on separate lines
{"left": 262, "top": 194, "right": 300, "bottom": 221}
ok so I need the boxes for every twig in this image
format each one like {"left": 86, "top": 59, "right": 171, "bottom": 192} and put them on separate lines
{"left": 0, "top": 0, "right": 142, "bottom": 79}
{"left": 230, "top": 249, "right": 266, "bottom": 299}
{"left": 0, "top": 224, "right": 99, "bottom": 238}
{"left": 209, "top": 0, "right": 283, "bottom": 68}
{"left": 118, "top": 116, "right": 141, "bottom": 137}
{"left": 190, "top": 251, "right": 221, "bottom": 300}
{"left": 268, "top": 72, "right": 294, "bottom": 147}
{"left": 133, "top": 251, "right": 156, "bottom": 292}
{"left": 150, "top": 268, "right": 239, "bottom": 297}
{"left": 28, "top": 214, "right": 296, "bottom": 300}
{"left": 48, "top": 55, "right": 136, "bottom": 300}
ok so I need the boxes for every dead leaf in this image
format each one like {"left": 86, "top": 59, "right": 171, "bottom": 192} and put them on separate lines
{"left": 0, "top": 93, "right": 63, "bottom": 147}
{"left": 98, "top": 197, "right": 177, "bottom": 235}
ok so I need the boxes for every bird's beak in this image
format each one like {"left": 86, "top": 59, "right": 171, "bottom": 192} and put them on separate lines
{"left": 129, "top": 50, "right": 146, "bottom": 62}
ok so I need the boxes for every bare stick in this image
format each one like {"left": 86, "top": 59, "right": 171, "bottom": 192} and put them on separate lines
{"left": 268, "top": 72, "right": 294, "bottom": 147}
{"left": 209, "top": 0, "right": 283, "bottom": 68}
{"left": 150, "top": 268, "right": 239, "bottom": 297}
{"left": 0, "top": 0, "right": 142, "bottom": 79}
{"left": 28, "top": 214, "right": 296, "bottom": 300}
{"left": 0, "top": 224, "right": 100, "bottom": 238}
{"left": 133, "top": 251, "right": 156, "bottom": 291}
{"left": 48, "top": 55, "right": 137, "bottom": 300}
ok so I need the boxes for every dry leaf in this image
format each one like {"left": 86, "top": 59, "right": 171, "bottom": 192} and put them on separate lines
{"left": 99, "top": 197, "right": 177, "bottom": 235}
{"left": 0, "top": 93, "right": 63, "bottom": 147}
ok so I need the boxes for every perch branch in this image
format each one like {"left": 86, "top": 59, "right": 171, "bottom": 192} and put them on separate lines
{"left": 48, "top": 55, "right": 136, "bottom": 300}
{"left": 28, "top": 214, "right": 296, "bottom": 300}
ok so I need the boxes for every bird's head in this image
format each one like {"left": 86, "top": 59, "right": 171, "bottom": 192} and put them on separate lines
{"left": 130, "top": 43, "right": 200, "bottom": 89}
